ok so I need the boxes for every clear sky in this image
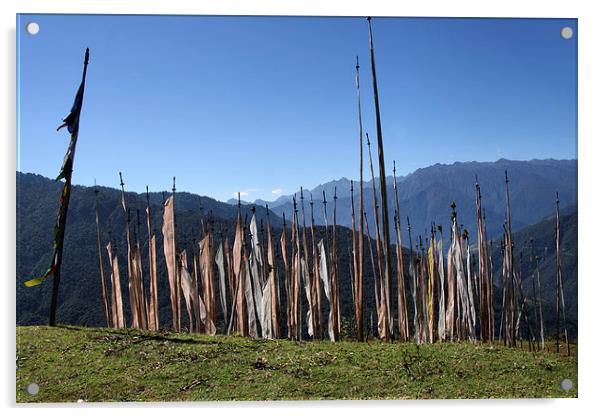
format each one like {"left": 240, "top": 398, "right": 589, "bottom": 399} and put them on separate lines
{"left": 17, "top": 15, "right": 577, "bottom": 202}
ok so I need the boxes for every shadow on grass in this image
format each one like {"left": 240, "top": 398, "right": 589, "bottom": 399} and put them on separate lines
{"left": 55, "top": 324, "right": 223, "bottom": 345}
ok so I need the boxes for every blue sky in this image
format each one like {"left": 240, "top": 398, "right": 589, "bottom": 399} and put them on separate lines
{"left": 17, "top": 15, "right": 577, "bottom": 202}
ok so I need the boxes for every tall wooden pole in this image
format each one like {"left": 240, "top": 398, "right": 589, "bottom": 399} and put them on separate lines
{"left": 173, "top": 177, "right": 180, "bottom": 331}
{"left": 321, "top": 192, "right": 338, "bottom": 340}
{"left": 406, "top": 216, "right": 417, "bottom": 341}
{"left": 364, "top": 211, "right": 379, "bottom": 339}
{"left": 146, "top": 186, "right": 159, "bottom": 331}
{"left": 48, "top": 48, "right": 89, "bottom": 327}
{"left": 555, "top": 193, "right": 570, "bottom": 355}
{"left": 309, "top": 195, "right": 322, "bottom": 339}
{"left": 475, "top": 180, "right": 488, "bottom": 341}
{"left": 504, "top": 171, "right": 516, "bottom": 347}
{"left": 366, "top": 133, "right": 387, "bottom": 339}
{"left": 300, "top": 188, "right": 316, "bottom": 338}
{"left": 367, "top": 17, "right": 393, "bottom": 340}
{"left": 94, "top": 181, "right": 111, "bottom": 327}
{"left": 292, "top": 196, "right": 301, "bottom": 340}
{"left": 531, "top": 237, "right": 545, "bottom": 350}
{"left": 355, "top": 56, "right": 365, "bottom": 341}
{"left": 332, "top": 188, "right": 341, "bottom": 337}
{"left": 135, "top": 208, "right": 148, "bottom": 329}
{"left": 119, "top": 172, "right": 139, "bottom": 329}
{"left": 350, "top": 180, "right": 359, "bottom": 339}
{"left": 393, "top": 161, "right": 408, "bottom": 340}
{"left": 280, "top": 213, "right": 291, "bottom": 339}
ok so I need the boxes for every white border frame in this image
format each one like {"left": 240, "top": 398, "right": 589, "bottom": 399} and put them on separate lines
{"left": 3, "top": 1, "right": 600, "bottom": 414}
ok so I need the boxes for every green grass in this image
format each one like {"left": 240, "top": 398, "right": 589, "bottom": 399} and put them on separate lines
{"left": 16, "top": 325, "right": 577, "bottom": 402}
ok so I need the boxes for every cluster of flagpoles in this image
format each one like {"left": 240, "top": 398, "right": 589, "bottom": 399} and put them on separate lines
{"left": 25, "top": 19, "right": 572, "bottom": 355}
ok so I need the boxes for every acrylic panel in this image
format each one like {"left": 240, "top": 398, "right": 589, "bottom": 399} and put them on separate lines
{"left": 16, "top": 14, "right": 577, "bottom": 402}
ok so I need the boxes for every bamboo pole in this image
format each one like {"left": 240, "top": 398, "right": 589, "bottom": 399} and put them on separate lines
{"left": 266, "top": 205, "right": 281, "bottom": 338}
{"left": 364, "top": 211, "right": 379, "bottom": 339}
{"left": 367, "top": 17, "right": 393, "bottom": 340}
{"left": 332, "top": 188, "right": 341, "bottom": 337}
{"left": 299, "top": 188, "right": 317, "bottom": 339}
{"left": 309, "top": 195, "right": 322, "bottom": 339}
{"left": 487, "top": 238, "right": 494, "bottom": 342}
{"left": 135, "top": 209, "right": 148, "bottom": 329}
{"left": 322, "top": 191, "right": 338, "bottom": 340}
{"left": 481, "top": 208, "right": 495, "bottom": 342}
{"left": 93, "top": 182, "right": 111, "bottom": 327}
{"left": 530, "top": 238, "right": 545, "bottom": 350}
{"left": 475, "top": 180, "right": 487, "bottom": 341}
{"left": 504, "top": 171, "right": 517, "bottom": 347}
{"left": 555, "top": 193, "right": 570, "bottom": 355}
{"left": 280, "top": 213, "right": 291, "bottom": 339}
{"left": 292, "top": 196, "right": 302, "bottom": 340}
{"left": 48, "top": 49, "right": 90, "bottom": 327}
{"left": 406, "top": 216, "right": 418, "bottom": 341}
{"left": 173, "top": 177, "right": 181, "bottom": 331}
{"left": 119, "top": 173, "right": 140, "bottom": 329}
{"left": 145, "top": 187, "right": 160, "bottom": 331}
{"left": 366, "top": 133, "right": 387, "bottom": 339}
{"left": 355, "top": 56, "right": 365, "bottom": 342}
{"left": 350, "top": 180, "right": 359, "bottom": 339}
{"left": 393, "top": 161, "right": 409, "bottom": 340}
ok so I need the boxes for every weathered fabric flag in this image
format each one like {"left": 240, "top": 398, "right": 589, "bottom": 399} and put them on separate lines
{"left": 292, "top": 251, "right": 301, "bottom": 339}
{"left": 280, "top": 227, "right": 291, "bottom": 338}
{"left": 452, "top": 224, "right": 473, "bottom": 340}
{"left": 106, "top": 242, "right": 125, "bottom": 328}
{"left": 195, "top": 245, "right": 216, "bottom": 336}
{"left": 249, "top": 215, "right": 265, "bottom": 332}
{"left": 162, "top": 195, "right": 180, "bottom": 331}
{"left": 410, "top": 259, "right": 419, "bottom": 343}
{"left": 134, "top": 238, "right": 147, "bottom": 329}
{"left": 427, "top": 242, "right": 435, "bottom": 343}
{"left": 197, "top": 294, "right": 215, "bottom": 334}
{"left": 466, "top": 244, "right": 477, "bottom": 339}
{"left": 148, "top": 232, "right": 159, "bottom": 331}
{"left": 250, "top": 253, "right": 264, "bottom": 332}
{"left": 446, "top": 244, "right": 455, "bottom": 340}
{"left": 191, "top": 252, "right": 202, "bottom": 334}
{"left": 437, "top": 238, "right": 446, "bottom": 341}
{"left": 128, "top": 238, "right": 140, "bottom": 329}
{"left": 56, "top": 71, "right": 85, "bottom": 135}
{"left": 179, "top": 251, "right": 195, "bottom": 332}
{"left": 199, "top": 235, "right": 216, "bottom": 335}
{"left": 23, "top": 164, "right": 70, "bottom": 287}
{"left": 233, "top": 217, "right": 245, "bottom": 334}
{"left": 244, "top": 257, "right": 258, "bottom": 338}
{"left": 301, "top": 258, "right": 314, "bottom": 337}
{"left": 318, "top": 239, "right": 334, "bottom": 341}
{"left": 261, "top": 280, "right": 273, "bottom": 339}
{"left": 215, "top": 241, "right": 228, "bottom": 325}
{"left": 250, "top": 215, "right": 263, "bottom": 267}
{"left": 266, "top": 222, "right": 279, "bottom": 338}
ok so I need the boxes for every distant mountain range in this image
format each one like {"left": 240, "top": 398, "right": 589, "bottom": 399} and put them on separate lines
{"left": 16, "top": 172, "right": 280, "bottom": 327}
{"left": 233, "top": 159, "right": 576, "bottom": 244}
{"left": 16, "top": 158, "right": 577, "bottom": 338}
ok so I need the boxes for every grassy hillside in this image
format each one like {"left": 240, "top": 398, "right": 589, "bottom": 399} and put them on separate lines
{"left": 491, "top": 207, "right": 578, "bottom": 339}
{"left": 16, "top": 326, "right": 577, "bottom": 402}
